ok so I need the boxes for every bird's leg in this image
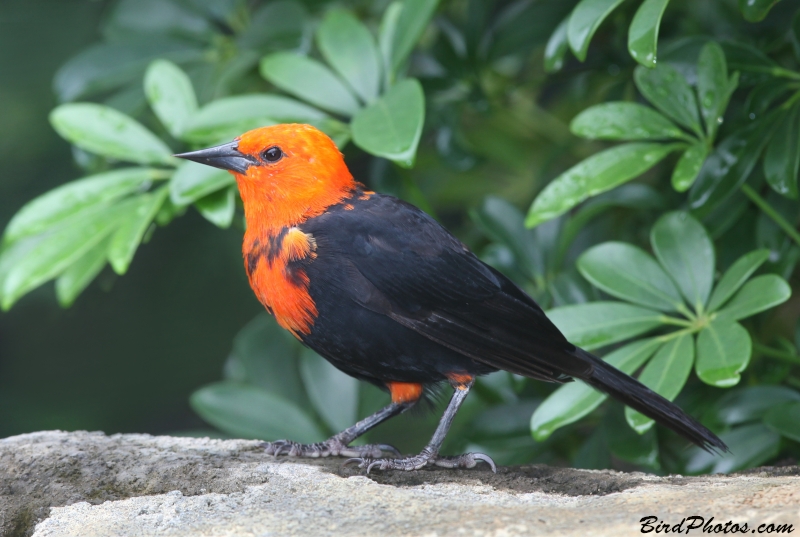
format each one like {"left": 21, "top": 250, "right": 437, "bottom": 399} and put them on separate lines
{"left": 263, "top": 401, "right": 412, "bottom": 459}
{"left": 345, "top": 378, "right": 496, "bottom": 473}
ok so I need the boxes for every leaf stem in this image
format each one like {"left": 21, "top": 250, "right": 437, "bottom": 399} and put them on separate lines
{"left": 753, "top": 342, "right": 800, "bottom": 365}
{"left": 656, "top": 327, "right": 695, "bottom": 343}
{"left": 741, "top": 184, "right": 800, "bottom": 247}
{"left": 658, "top": 315, "right": 693, "bottom": 327}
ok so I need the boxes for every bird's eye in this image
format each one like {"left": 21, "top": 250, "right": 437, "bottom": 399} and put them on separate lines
{"left": 262, "top": 146, "right": 283, "bottom": 163}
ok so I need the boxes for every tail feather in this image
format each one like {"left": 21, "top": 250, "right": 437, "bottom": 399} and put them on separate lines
{"left": 575, "top": 348, "right": 728, "bottom": 453}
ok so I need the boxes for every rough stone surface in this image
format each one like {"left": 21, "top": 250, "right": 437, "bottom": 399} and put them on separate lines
{"left": 1, "top": 431, "right": 798, "bottom": 537}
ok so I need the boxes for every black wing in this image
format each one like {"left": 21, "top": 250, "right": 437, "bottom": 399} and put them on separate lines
{"left": 302, "top": 193, "right": 593, "bottom": 382}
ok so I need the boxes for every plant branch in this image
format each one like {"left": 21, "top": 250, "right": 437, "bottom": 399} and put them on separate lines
{"left": 741, "top": 184, "right": 800, "bottom": 247}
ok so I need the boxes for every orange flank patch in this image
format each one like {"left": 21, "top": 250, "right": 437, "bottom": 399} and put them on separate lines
{"left": 358, "top": 191, "right": 374, "bottom": 201}
{"left": 447, "top": 372, "right": 474, "bottom": 389}
{"left": 388, "top": 381, "right": 424, "bottom": 404}
{"left": 344, "top": 204, "right": 354, "bottom": 211}
{"left": 245, "top": 228, "right": 318, "bottom": 337}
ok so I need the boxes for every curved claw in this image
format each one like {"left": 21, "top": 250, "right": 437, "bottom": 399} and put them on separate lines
{"left": 472, "top": 453, "right": 497, "bottom": 473}
{"left": 344, "top": 457, "right": 367, "bottom": 467}
{"left": 377, "top": 443, "right": 401, "bottom": 457}
{"left": 366, "top": 460, "right": 387, "bottom": 474}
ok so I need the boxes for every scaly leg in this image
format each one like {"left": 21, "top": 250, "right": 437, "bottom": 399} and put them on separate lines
{"left": 263, "top": 401, "right": 413, "bottom": 459}
{"left": 345, "top": 378, "right": 496, "bottom": 473}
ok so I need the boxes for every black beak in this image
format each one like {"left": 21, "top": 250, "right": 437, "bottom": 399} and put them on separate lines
{"left": 174, "top": 141, "right": 258, "bottom": 174}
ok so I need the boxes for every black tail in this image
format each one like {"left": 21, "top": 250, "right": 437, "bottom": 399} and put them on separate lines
{"left": 575, "top": 348, "right": 728, "bottom": 453}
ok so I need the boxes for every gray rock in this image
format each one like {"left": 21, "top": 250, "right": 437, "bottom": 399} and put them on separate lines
{"left": 1, "top": 431, "right": 798, "bottom": 537}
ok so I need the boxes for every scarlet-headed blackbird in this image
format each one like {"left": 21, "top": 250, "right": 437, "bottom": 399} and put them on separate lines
{"left": 176, "top": 124, "right": 726, "bottom": 473}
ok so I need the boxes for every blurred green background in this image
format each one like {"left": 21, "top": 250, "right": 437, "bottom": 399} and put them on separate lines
{"left": 0, "top": 0, "right": 260, "bottom": 437}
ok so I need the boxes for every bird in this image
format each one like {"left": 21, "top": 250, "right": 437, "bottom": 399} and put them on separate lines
{"left": 175, "top": 123, "right": 727, "bottom": 473}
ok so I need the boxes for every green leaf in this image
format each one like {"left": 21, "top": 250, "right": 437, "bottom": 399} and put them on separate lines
{"left": 260, "top": 52, "right": 360, "bottom": 116}
{"left": 606, "top": 404, "right": 659, "bottom": 467}
{"left": 546, "top": 302, "right": 663, "bottom": 350}
{"left": 712, "top": 386, "right": 800, "bottom": 426}
{"left": 194, "top": 185, "right": 236, "bottom": 229}
{"left": 715, "top": 274, "right": 792, "bottom": 321}
{"left": 526, "top": 142, "right": 683, "bottom": 227}
{"left": 578, "top": 242, "right": 683, "bottom": 311}
{"left": 738, "top": 0, "right": 782, "bottom": 22}
{"left": 671, "top": 142, "right": 708, "bottom": 192}
{"left": 686, "top": 424, "right": 779, "bottom": 474}
{"left": 55, "top": 238, "right": 109, "bottom": 307}
{"left": 143, "top": 59, "right": 197, "bottom": 139}
{"left": 317, "top": 8, "right": 381, "bottom": 104}
{"left": 567, "top": 0, "right": 628, "bottom": 62}
{"left": 625, "top": 333, "right": 694, "bottom": 432}
{"left": 627, "top": 0, "right": 669, "bottom": 68}
{"left": 3, "top": 168, "right": 160, "bottom": 244}
{"left": 299, "top": 348, "right": 359, "bottom": 432}
{"left": 695, "top": 318, "right": 751, "bottom": 387}
{"left": 378, "top": 2, "right": 403, "bottom": 84}
{"left": 570, "top": 102, "right": 688, "bottom": 141}
{"left": 697, "top": 42, "right": 737, "bottom": 140}
{"left": 707, "top": 249, "right": 770, "bottom": 312}
{"left": 1, "top": 204, "right": 122, "bottom": 310}
{"left": 190, "top": 381, "right": 324, "bottom": 442}
{"left": 764, "top": 401, "right": 800, "bottom": 442}
{"left": 471, "top": 197, "right": 543, "bottom": 278}
{"left": 531, "top": 338, "right": 662, "bottom": 440}
{"left": 351, "top": 78, "right": 425, "bottom": 167}
{"left": 390, "top": 0, "right": 439, "bottom": 71}
{"left": 651, "top": 211, "right": 714, "bottom": 310}
{"left": 182, "top": 94, "right": 327, "bottom": 144}
{"left": 107, "top": 189, "right": 169, "bottom": 274}
{"left": 689, "top": 109, "right": 779, "bottom": 211}
{"left": 170, "top": 161, "right": 235, "bottom": 206}
{"left": 763, "top": 103, "right": 800, "bottom": 199}
{"left": 50, "top": 103, "right": 175, "bottom": 166}
{"left": 544, "top": 16, "right": 570, "bottom": 73}
{"left": 634, "top": 63, "right": 703, "bottom": 137}
{"left": 227, "top": 315, "right": 307, "bottom": 409}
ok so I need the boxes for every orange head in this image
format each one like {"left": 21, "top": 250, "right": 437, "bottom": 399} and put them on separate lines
{"left": 175, "top": 124, "right": 356, "bottom": 233}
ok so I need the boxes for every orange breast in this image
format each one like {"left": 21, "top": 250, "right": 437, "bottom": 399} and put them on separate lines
{"left": 245, "top": 227, "right": 318, "bottom": 337}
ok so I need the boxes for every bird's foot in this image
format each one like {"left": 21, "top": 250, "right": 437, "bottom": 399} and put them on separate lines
{"left": 262, "top": 437, "right": 400, "bottom": 459}
{"left": 345, "top": 449, "right": 497, "bottom": 473}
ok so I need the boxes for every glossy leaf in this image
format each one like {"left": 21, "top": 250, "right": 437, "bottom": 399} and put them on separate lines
{"left": 635, "top": 63, "right": 702, "bottom": 137}
{"left": 697, "top": 42, "right": 737, "bottom": 140}
{"left": 300, "top": 348, "right": 359, "bottom": 432}
{"left": 671, "top": 142, "right": 708, "bottom": 192}
{"left": 194, "top": 186, "right": 236, "bottom": 229}
{"left": 531, "top": 338, "right": 662, "bottom": 440}
{"left": 3, "top": 168, "right": 159, "bottom": 244}
{"left": 190, "top": 381, "right": 324, "bottom": 442}
{"left": 170, "top": 161, "right": 235, "bottom": 206}
{"left": 689, "top": 109, "right": 779, "bottom": 210}
{"left": 763, "top": 103, "right": 800, "bottom": 199}
{"left": 606, "top": 404, "right": 659, "bottom": 467}
{"left": 764, "top": 401, "right": 800, "bottom": 442}
{"left": 715, "top": 274, "right": 792, "bottom": 321}
{"left": 351, "top": 78, "right": 424, "bottom": 167}
{"left": 686, "top": 424, "right": 779, "bottom": 474}
{"left": 695, "top": 318, "right": 750, "bottom": 388}
{"left": 526, "top": 143, "right": 682, "bottom": 227}
{"left": 628, "top": 0, "right": 669, "bottom": 68}
{"left": 378, "top": 2, "right": 403, "bottom": 83}
{"left": 651, "top": 211, "right": 714, "bottom": 310}
{"left": 317, "top": 8, "right": 381, "bottom": 103}
{"left": 712, "top": 386, "right": 800, "bottom": 426}
{"left": 55, "top": 238, "right": 109, "bottom": 307}
{"left": 237, "top": 0, "right": 307, "bottom": 51}
{"left": 182, "top": 94, "right": 326, "bottom": 144}
{"left": 471, "top": 197, "right": 542, "bottom": 278}
{"left": 144, "top": 59, "right": 197, "bottom": 139}
{"left": 570, "top": 102, "right": 688, "bottom": 141}
{"left": 625, "top": 333, "right": 694, "bottom": 432}
{"left": 738, "top": 0, "right": 782, "bottom": 22}
{"left": 578, "top": 242, "right": 683, "bottom": 311}
{"left": 546, "top": 302, "right": 663, "bottom": 350}
{"left": 707, "top": 249, "right": 770, "bottom": 312}
{"left": 227, "top": 315, "right": 307, "bottom": 409}
{"left": 390, "top": 0, "right": 439, "bottom": 71}
{"left": 260, "top": 53, "right": 360, "bottom": 116}
{"left": 1, "top": 204, "right": 121, "bottom": 310}
{"left": 108, "top": 189, "right": 168, "bottom": 274}
{"left": 544, "top": 17, "right": 570, "bottom": 73}
{"left": 567, "top": 0, "right": 628, "bottom": 62}
{"left": 50, "top": 103, "right": 175, "bottom": 165}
